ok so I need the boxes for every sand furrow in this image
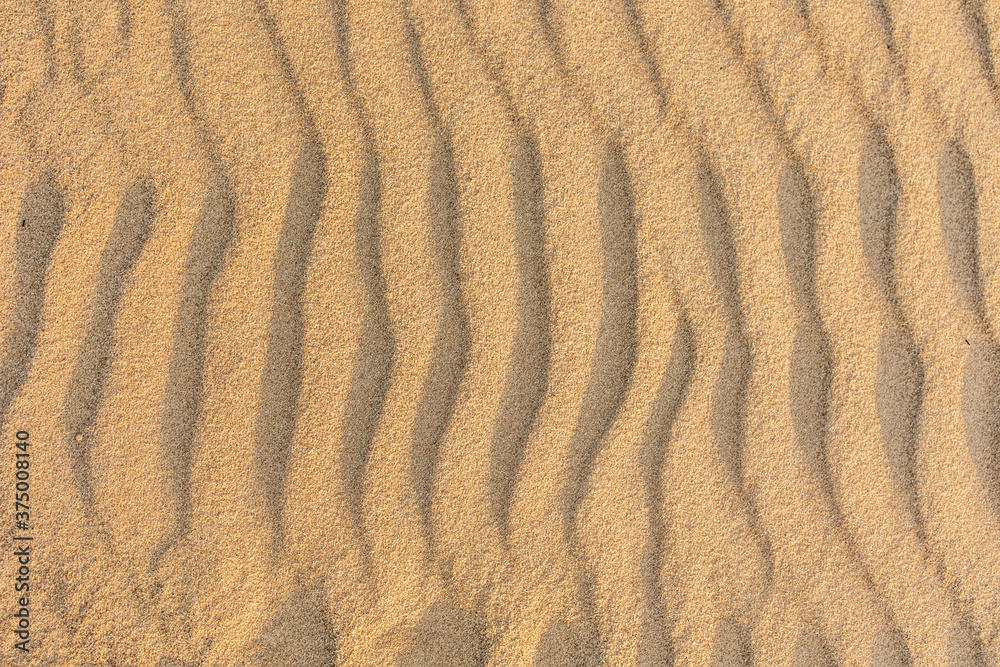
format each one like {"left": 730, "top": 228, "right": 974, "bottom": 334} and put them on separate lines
{"left": 891, "top": 103, "right": 1000, "bottom": 662}
{"left": 245, "top": 0, "right": 327, "bottom": 555}
{"left": 975, "top": 0, "right": 1000, "bottom": 74}
{"left": 4, "top": 120, "right": 160, "bottom": 662}
{"left": 397, "top": 13, "right": 473, "bottom": 578}
{"left": 568, "top": 139, "right": 640, "bottom": 554}
{"left": 147, "top": 1, "right": 240, "bottom": 593}
{"left": 150, "top": 164, "right": 233, "bottom": 577}
{"left": 0, "top": 171, "right": 63, "bottom": 439}
{"left": 535, "top": 2, "right": 771, "bottom": 662}
{"left": 141, "top": 0, "right": 334, "bottom": 662}
{"left": 809, "top": 0, "right": 938, "bottom": 566}
{"left": 959, "top": 0, "right": 999, "bottom": 86}
{"left": 49, "top": 0, "right": 123, "bottom": 90}
{"left": 62, "top": 178, "right": 152, "bottom": 518}
{"left": 257, "top": 1, "right": 391, "bottom": 659}
{"left": 803, "top": 2, "right": 1000, "bottom": 657}
{"left": 0, "top": 1, "right": 66, "bottom": 434}
{"left": 938, "top": 142, "right": 992, "bottom": 343}
{"left": 325, "top": 0, "right": 397, "bottom": 587}
{"left": 403, "top": 0, "right": 534, "bottom": 654}
{"left": 881, "top": 0, "right": 1000, "bottom": 345}
{"left": 637, "top": 1, "right": 917, "bottom": 663}
{"left": 273, "top": 0, "right": 399, "bottom": 658}
{"left": 342, "top": 1, "right": 480, "bottom": 663}
{"left": 552, "top": 72, "right": 700, "bottom": 664}
{"left": 455, "top": 5, "right": 639, "bottom": 666}
{"left": 712, "top": 1, "right": 978, "bottom": 663}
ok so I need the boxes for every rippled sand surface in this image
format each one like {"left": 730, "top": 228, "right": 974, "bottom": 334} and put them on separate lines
{"left": 2, "top": 0, "right": 1000, "bottom": 664}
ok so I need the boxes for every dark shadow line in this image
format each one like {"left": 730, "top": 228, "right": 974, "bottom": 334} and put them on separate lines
{"left": 704, "top": 0, "right": 788, "bottom": 150}
{"left": 398, "top": 596, "right": 486, "bottom": 667}
{"left": 534, "top": 0, "right": 567, "bottom": 76}
{"left": 643, "top": 306, "right": 695, "bottom": 667}
{"left": 0, "top": 172, "right": 65, "bottom": 433}
{"left": 252, "top": 139, "right": 324, "bottom": 551}
{"left": 861, "top": 123, "right": 991, "bottom": 662}
{"left": 489, "top": 125, "right": 552, "bottom": 546}
{"left": 960, "top": 337, "right": 1000, "bottom": 527}
{"left": 67, "top": 8, "right": 89, "bottom": 86}
{"left": 247, "top": 15, "right": 380, "bottom": 661}
{"left": 450, "top": 0, "right": 479, "bottom": 37}
{"left": 619, "top": 0, "right": 670, "bottom": 115}
{"left": 872, "top": 0, "right": 895, "bottom": 45}
{"left": 153, "top": 170, "right": 233, "bottom": 572}
{"left": 938, "top": 141, "right": 990, "bottom": 334}
{"left": 860, "top": 128, "right": 935, "bottom": 544}
{"left": 31, "top": 0, "right": 57, "bottom": 80}
{"left": 695, "top": 9, "right": 908, "bottom": 637}
{"left": 698, "top": 154, "right": 776, "bottom": 584}
{"left": 862, "top": 128, "right": 928, "bottom": 534}
{"left": 795, "top": 0, "right": 811, "bottom": 22}
{"left": 63, "top": 179, "right": 154, "bottom": 519}
{"left": 936, "top": 141, "right": 1000, "bottom": 521}
{"left": 330, "top": 0, "right": 393, "bottom": 582}
{"left": 869, "top": 0, "right": 910, "bottom": 80}
{"left": 567, "top": 137, "right": 638, "bottom": 536}
{"left": 936, "top": 141, "right": 1000, "bottom": 526}
{"left": 250, "top": 0, "right": 328, "bottom": 554}
{"left": 449, "top": 0, "right": 527, "bottom": 130}
{"left": 448, "top": 0, "right": 554, "bottom": 554}
{"left": 566, "top": 138, "right": 639, "bottom": 666}
{"left": 779, "top": 159, "right": 844, "bottom": 537}
{"left": 946, "top": 618, "right": 989, "bottom": 667}
{"left": 251, "top": 0, "right": 318, "bottom": 136}
{"left": 533, "top": 0, "right": 598, "bottom": 125}
{"left": 46, "top": 561, "right": 77, "bottom": 638}
{"left": 151, "top": 0, "right": 237, "bottom": 574}
{"left": 117, "top": 0, "right": 133, "bottom": 45}
{"left": 960, "top": 0, "right": 997, "bottom": 92}
{"left": 401, "top": 10, "right": 472, "bottom": 567}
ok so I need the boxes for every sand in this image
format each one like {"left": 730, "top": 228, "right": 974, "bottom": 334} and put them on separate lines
{"left": 1, "top": 0, "right": 999, "bottom": 664}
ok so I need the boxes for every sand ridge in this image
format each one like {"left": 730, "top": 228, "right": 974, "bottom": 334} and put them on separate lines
{"left": 2, "top": 0, "right": 1000, "bottom": 664}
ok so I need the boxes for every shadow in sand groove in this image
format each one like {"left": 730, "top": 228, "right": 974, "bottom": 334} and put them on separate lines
{"left": 1, "top": 172, "right": 65, "bottom": 430}
{"left": 64, "top": 179, "right": 154, "bottom": 515}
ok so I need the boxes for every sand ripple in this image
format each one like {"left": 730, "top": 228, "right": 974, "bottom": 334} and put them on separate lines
{"left": 2, "top": 0, "right": 1000, "bottom": 664}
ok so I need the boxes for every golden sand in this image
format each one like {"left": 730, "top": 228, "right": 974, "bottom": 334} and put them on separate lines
{"left": 2, "top": 0, "right": 1000, "bottom": 664}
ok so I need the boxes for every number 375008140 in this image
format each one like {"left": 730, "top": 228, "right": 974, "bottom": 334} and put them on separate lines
{"left": 14, "top": 431, "right": 29, "bottom": 526}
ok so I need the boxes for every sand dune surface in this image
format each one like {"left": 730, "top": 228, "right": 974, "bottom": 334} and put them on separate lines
{"left": 2, "top": 0, "right": 1000, "bottom": 664}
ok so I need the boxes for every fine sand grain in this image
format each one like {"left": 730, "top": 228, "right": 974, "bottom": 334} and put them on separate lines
{"left": 2, "top": 0, "right": 1000, "bottom": 665}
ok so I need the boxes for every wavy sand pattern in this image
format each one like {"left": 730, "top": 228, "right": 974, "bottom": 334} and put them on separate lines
{"left": 2, "top": 0, "right": 1000, "bottom": 664}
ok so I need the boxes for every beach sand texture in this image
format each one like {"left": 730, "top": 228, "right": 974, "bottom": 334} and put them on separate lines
{"left": 2, "top": 0, "right": 1000, "bottom": 664}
